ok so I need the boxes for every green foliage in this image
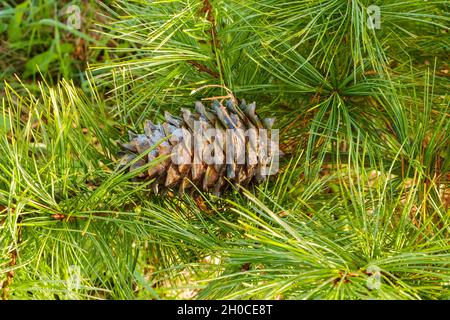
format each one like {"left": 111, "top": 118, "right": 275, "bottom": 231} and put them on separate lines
{"left": 1, "top": 0, "right": 449, "bottom": 300}
{"left": 0, "top": 0, "right": 104, "bottom": 90}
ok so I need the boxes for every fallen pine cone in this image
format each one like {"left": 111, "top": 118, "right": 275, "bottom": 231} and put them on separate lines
{"left": 118, "top": 99, "right": 281, "bottom": 195}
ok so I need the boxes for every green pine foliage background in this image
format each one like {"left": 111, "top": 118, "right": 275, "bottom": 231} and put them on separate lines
{"left": 0, "top": 0, "right": 449, "bottom": 299}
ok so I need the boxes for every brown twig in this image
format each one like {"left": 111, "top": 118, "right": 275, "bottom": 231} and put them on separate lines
{"left": 199, "top": 0, "right": 226, "bottom": 82}
{"left": 187, "top": 60, "right": 220, "bottom": 78}
{"left": 186, "top": 1, "right": 226, "bottom": 83}
{"left": 200, "top": 0, "right": 220, "bottom": 50}
{"left": 51, "top": 213, "right": 77, "bottom": 222}
{"left": 1, "top": 250, "right": 17, "bottom": 300}
{"left": 191, "top": 84, "right": 238, "bottom": 106}
{"left": 1, "top": 211, "right": 22, "bottom": 300}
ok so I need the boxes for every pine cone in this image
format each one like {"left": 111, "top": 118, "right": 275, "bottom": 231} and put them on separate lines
{"left": 118, "top": 99, "right": 280, "bottom": 195}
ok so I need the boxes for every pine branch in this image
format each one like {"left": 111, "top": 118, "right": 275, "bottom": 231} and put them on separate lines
{"left": 199, "top": 0, "right": 226, "bottom": 82}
